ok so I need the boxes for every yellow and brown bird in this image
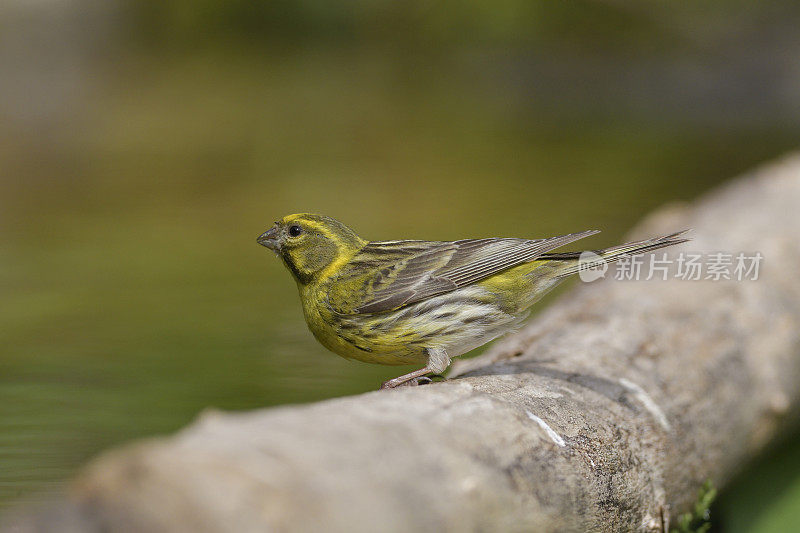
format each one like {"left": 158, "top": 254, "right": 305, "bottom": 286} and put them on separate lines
{"left": 258, "top": 214, "right": 687, "bottom": 389}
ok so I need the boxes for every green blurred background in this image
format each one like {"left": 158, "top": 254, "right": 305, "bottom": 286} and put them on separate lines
{"left": 1, "top": 1, "right": 799, "bottom": 530}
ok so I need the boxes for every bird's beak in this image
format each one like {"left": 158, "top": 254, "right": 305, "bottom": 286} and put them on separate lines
{"left": 257, "top": 226, "right": 280, "bottom": 250}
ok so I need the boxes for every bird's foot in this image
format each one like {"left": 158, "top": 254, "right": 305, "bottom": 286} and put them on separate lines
{"left": 380, "top": 375, "right": 445, "bottom": 389}
{"left": 380, "top": 377, "right": 427, "bottom": 389}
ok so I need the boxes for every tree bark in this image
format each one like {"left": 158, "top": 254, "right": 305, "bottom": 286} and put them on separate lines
{"left": 5, "top": 155, "right": 800, "bottom": 533}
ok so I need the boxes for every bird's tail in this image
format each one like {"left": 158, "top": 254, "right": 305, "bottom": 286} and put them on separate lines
{"left": 540, "top": 229, "right": 691, "bottom": 278}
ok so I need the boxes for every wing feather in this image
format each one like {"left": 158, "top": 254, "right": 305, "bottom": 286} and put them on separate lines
{"left": 328, "top": 230, "right": 599, "bottom": 315}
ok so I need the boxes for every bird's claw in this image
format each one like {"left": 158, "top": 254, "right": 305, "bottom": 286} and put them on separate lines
{"left": 379, "top": 376, "right": 434, "bottom": 389}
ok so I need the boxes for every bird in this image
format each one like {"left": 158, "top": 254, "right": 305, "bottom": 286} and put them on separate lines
{"left": 257, "top": 214, "right": 689, "bottom": 389}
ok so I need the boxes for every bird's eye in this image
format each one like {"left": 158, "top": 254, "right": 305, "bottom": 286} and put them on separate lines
{"left": 288, "top": 225, "right": 303, "bottom": 237}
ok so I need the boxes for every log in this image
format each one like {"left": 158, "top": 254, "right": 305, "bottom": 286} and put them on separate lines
{"left": 5, "top": 155, "right": 800, "bottom": 532}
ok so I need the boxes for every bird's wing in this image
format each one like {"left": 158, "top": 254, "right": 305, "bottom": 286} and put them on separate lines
{"left": 326, "top": 230, "right": 599, "bottom": 315}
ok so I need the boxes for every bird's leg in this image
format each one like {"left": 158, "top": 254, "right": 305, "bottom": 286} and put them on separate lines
{"left": 380, "top": 348, "right": 450, "bottom": 390}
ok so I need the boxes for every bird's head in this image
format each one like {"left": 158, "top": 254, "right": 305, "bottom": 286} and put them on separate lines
{"left": 257, "top": 214, "right": 367, "bottom": 285}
